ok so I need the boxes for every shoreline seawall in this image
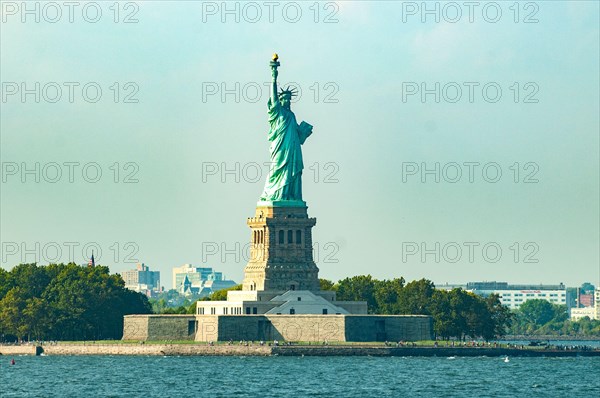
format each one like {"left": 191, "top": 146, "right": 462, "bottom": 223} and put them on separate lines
{"left": 273, "top": 346, "right": 600, "bottom": 357}
{"left": 501, "top": 335, "right": 600, "bottom": 341}
{"left": 41, "top": 344, "right": 272, "bottom": 356}
{"left": 3, "top": 344, "right": 599, "bottom": 357}
{"left": 0, "top": 345, "right": 41, "bottom": 356}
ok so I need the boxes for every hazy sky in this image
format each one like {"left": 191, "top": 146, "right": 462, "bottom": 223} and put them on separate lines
{"left": 1, "top": 1, "right": 598, "bottom": 290}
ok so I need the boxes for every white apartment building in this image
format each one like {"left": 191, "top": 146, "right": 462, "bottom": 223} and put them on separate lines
{"left": 466, "top": 282, "right": 567, "bottom": 309}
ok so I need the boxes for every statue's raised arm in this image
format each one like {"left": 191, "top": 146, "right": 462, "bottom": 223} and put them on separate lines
{"left": 270, "top": 54, "right": 280, "bottom": 106}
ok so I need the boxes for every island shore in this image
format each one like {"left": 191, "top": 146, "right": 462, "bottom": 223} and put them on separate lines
{"left": 2, "top": 343, "right": 599, "bottom": 357}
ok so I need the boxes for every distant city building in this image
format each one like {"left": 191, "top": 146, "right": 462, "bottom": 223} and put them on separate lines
{"left": 567, "top": 283, "right": 596, "bottom": 309}
{"left": 577, "top": 282, "right": 595, "bottom": 307}
{"left": 570, "top": 290, "right": 600, "bottom": 320}
{"left": 435, "top": 283, "right": 467, "bottom": 291}
{"left": 465, "top": 281, "right": 567, "bottom": 310}
{"left": 579, "top": 293, "right": 594, "bottom": 307}
{"left": 121, "top": 263, "right": 161, "bottom": 297}
{"left": 580, "top": 282, "right": 595, "bottom": 293}
{"left": 596, "top": 291, "right": 600, "bottom": 320}
{"left": 172, "top": 263, "right": 237, "bottom": 297}
{"left": 172, "top": 264, "right": 218, "bottom": 289}
{"left": 566, "top": 287, "right": 579, "bottom": 308}
{"left": 570, "top": 307, "right": 596, "bottom": 321}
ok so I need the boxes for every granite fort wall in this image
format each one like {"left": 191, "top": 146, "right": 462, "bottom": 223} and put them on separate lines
{"left": 345, "top": 315, "right": 433, "bottom": 342}
{"left": 123, "top": 315, "right": 195, "bottom": 341}
{"left": 268, "top": 315, "right": 346, "bottom": 342}
{"left": 127, "top": 314, "right": 432, "bottom": 342}
{"left": 123, "top": 315, "right": 149, "bottom": 340}
{"left": 194, "top": 315, "right": 431, "bottom": 342}
{"left": 196, "top": 315, "right": 347, "bottom": 342}
{"left": 196, "top": 315, "right": 220, "bottom": 341}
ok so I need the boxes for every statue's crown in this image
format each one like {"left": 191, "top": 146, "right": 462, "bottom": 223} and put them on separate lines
{"left": 279, "top": 86, "right": 298, "bottom": 98}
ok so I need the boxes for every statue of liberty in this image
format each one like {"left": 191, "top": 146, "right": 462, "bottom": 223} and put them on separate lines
{"left": 259, "top": 54, "right": 313, "bottom": 205}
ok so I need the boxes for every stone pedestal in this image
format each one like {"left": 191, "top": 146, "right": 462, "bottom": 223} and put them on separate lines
{"left": 242, "top": 204, "right": 320, "bottom": 292}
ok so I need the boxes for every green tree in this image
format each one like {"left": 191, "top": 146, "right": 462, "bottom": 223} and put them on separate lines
{"left": 0, "top": 263, "right": 151, "bottom": 341}
{"left": 187, "top": 300, "right": 198, "bottom": 314}
{"left": 483, "top": 294, "right": 513, "bottom": 340}
{"left": 519, "top": 299, "right": 555, "bottom": 326}
{"left": 207, "top": 284, "right": 242, "bottom": 301}
{"left": 428, "top": 289, "right": 454, "bottom": 339}
{"left": 149, "top": 298, "right": 169, "bottom": 313}
{"left": 22, "top": 297, "right": 51, "bottom": 341}
{"left": 552, "top": 304, "right": 568, "bottom": 322}
{"left": 0, "top": 287, "right": 29, "bottom": 340}
{"left": 335, "top": 275, "right": 378, "bottom": 313}
{"left": 373, "top": 278, "right": 405, "bottom": 314}
{"left": 397, "top": 279, "right": 435, "bottom": 315}
{"left": 319, "top": 278, "right": 335, "bottom": 291}
{"left": 0, "top": 267, "right": 12, "bottom": 300}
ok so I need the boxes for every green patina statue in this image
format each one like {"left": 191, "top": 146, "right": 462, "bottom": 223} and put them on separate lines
{"left": 259, "top": 54, "right": 313, "bottom": 206}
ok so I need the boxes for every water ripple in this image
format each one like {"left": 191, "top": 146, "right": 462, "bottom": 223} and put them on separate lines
{"left": 1, "top": 355, "right": 599, "bottom": 397}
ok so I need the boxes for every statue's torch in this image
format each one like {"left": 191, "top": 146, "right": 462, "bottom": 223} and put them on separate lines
{"left": 270, "top": 53, "right": 280, "bottom": 70}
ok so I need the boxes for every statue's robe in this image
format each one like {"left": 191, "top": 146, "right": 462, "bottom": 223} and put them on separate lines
{"left": 260, "top": 98, "right": 312, "bottom": 201}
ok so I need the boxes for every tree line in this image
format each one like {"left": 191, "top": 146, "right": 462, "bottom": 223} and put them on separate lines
{"left": 4, "top": 264, "right": 595, "bottom": 342}
{"left": 325, "top": 276, "right": 600, "bottom": 339}
{"left": 0, "top": 263, "right": 152, "bottom": 341}
{"left": 322, "top": 276, "right": 513, "bottom": 341}
{"left": 509, "top": 299, "right": 600, "bottom": 337}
